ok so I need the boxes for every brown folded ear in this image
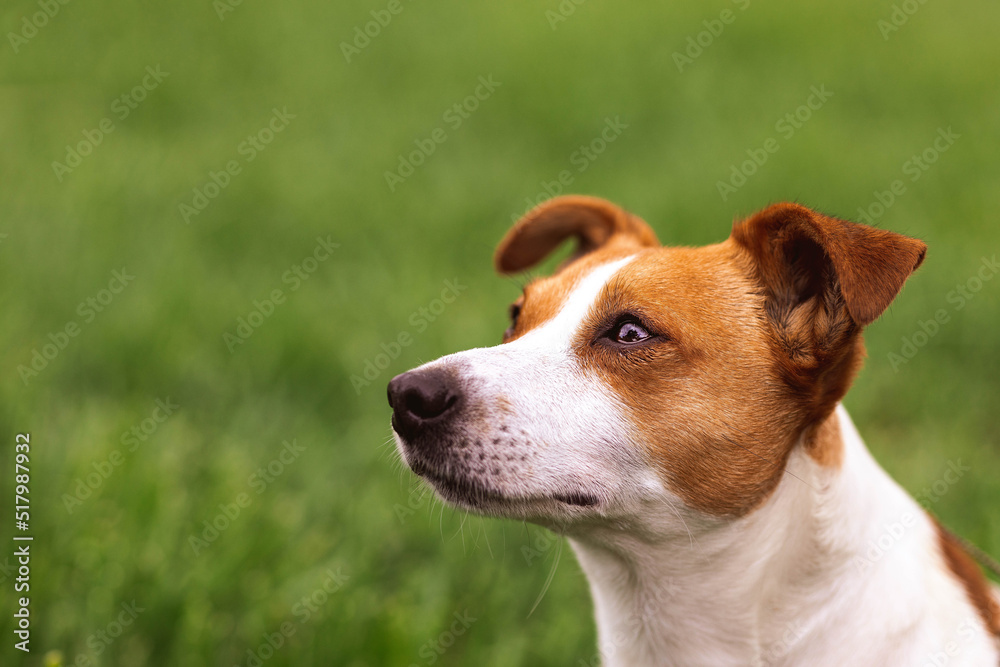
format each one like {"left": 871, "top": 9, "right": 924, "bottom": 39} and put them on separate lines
{"left": 494, "top": 195, "right": 659, "bottom": 274}
{"left": 732, "top": 202, "right": 926, "bottom": 422}
{"left": 732, "top": 203, "right": 926, "bottom": 328}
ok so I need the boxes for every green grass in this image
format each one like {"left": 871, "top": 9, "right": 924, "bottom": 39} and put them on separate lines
{"left": 1, "top": 0, "right": 999, "bottom": 664}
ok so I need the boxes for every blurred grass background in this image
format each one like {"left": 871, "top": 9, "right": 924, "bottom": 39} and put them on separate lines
{"left": 1, "top": 0, "right": 998, "bottom": 664}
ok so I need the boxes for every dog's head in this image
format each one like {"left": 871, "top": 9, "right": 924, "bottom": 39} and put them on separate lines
{"left": 388, "top": 196, "right": 925, "bottom": 532}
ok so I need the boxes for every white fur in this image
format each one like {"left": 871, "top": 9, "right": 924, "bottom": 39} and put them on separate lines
{"left": 570, "top": 407, "right": 999, "bottom": 666}
{"left": 393, "top": 259, "right": 1000, "bottom": 666}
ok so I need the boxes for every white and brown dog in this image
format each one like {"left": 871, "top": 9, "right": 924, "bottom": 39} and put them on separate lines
{"left": 387, "top": 196, "right": 1000, "bottom": 666}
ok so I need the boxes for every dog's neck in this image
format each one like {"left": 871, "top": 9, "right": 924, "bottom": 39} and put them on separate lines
{"left": 566, "top": 406, "right": 997, "bottom": 667}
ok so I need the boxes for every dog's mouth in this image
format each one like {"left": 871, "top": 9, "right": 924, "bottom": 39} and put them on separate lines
{"left": 551, "top": 492, "right": 600, "bottom": 507}
{"left": 415, "top": 464, "right": 507, "bottom": 506}
{"left": 408, "top": 459, "right": 600, "bottom": 511}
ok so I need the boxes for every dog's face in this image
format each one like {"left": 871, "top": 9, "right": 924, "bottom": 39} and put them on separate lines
{"left": 388, "top": 196, "right": 926, "bottom": 532}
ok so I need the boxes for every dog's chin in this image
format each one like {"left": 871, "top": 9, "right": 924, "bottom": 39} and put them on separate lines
{"left": 397, "top": 441, "right": 601, "bottom": 519}
{"left": 412, "top": 463, "right": 513, "bottom": 513}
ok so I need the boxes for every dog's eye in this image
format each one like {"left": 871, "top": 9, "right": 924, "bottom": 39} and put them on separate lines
{"left": 503, "top": 301, "right": 522, "bottom": 342}
{"left": 509, "top": 302, "right": 522, "bottom": 324}
{"left": 600, "top": 316, "right": 659, "bottom": 348}
{"left": 613, "top": 321, "right": 651, "bottom": 344}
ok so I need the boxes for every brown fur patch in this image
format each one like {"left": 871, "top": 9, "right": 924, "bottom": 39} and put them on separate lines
{"left": 503, "top": 242, "right": 639, "bottom": 342}
{"left": 571, "top": 241, "right": 815, "bottom": 515}
{"left": 730, "top": 204, "right": 924, "bottom": 429}
{"left": 803, "top": 407, "right": 844, "bottom": 468}
{"left": 730, "top": 203, "right": 926, "bottom": 328}
{"left": 495, "top": 195, "right": 658, "bottom": 274}
{"left": 934, "top": 520, "right": 1000, "bottom": 637}
{"left": 496, "top": 196, "right": 659, "bottom": 342}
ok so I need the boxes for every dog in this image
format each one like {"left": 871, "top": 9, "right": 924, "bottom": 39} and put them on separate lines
{"left": 387, "top": 195, "right": 1000, "bottom": 666}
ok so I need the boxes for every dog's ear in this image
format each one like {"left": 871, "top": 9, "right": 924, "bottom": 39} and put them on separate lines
{"left": 732, "top": 202, "right": 926, "bottom": 418}
{"left": 494, "top": 195, "right": 659, "bottom": 274}
{"left": 732, "top": 202, "right": 926, "bottom": 329}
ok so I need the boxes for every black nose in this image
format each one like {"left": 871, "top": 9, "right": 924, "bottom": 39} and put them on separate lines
{"left": 387, "top": 368, "right": 462, "bottom": 439}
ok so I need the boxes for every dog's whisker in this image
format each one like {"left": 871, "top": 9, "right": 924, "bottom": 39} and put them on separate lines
{"left": 481, "top": 522, "right": 495, "bottom": 560}
{"left": 455, "top": 511, "right": 470, "bottom": 554}
{"left": 430, "top": 492, "right": 443, "bottom": 532}
{"left": 658, "top": 495, "right": 696, "bottom": 550}
{"left": 470, "top": 519, "right": 479, "bottom": 551}
{"left": 527, "top": 534, "right": 562, "bottom": 618}
{"left": 438, "top": 500, "right": 447, "bottom": 543}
